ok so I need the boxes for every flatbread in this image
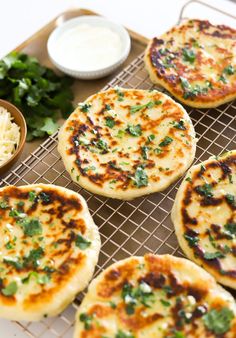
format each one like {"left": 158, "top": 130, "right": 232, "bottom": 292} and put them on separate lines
{"left": 58, "top": 88, "right": 196, "bottom": 200}
{"left": 74, "top": 254, "right": 236, "bottom": 337}
{"left": 172, "top": 150, "right": 236, "bottom": 289}
{"left": 144, "top": 19, "right": 236, "bottom": 108}
{"left": 0, "top": 184, "right": 100, "bottom": 321}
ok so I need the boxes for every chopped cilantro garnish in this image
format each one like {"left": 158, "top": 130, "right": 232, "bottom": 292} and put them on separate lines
{"left": 29, "top": 191, "right": 36, "bottom": 202}
{"left": 116, "top": 130, "right": 125, "bottom": 138}
{"left": 80, "top": 313, "right": 93, "bottom": 330}
{"left": 115, "top": 330, "right": 134, "bottom": 338}
{"left": 17, "top": 201, "right": 25, "bottom": 208}
{"left": 224, "top": 223, "right": 236, "bottom": 236}
{"left": 4, "top": 258, "right": 23, "bottom": 270}
{"left": 225, "top": 194, "right": 236, "bottom": 207}
{"left": 173, "top": 331, "right": 186, "bottom": 338}
{"left": 122, "top": 282, "right": 153, "bottom": 315}
{"left": 79, "top": 103, "right": 91, "bottom": 112}
{"left": 104, "top": 104, "right": 111, "bottom": 110}
{"left": 160, "top": 299, "right": 171, "bottom": 307}
{"left": 173, "top": 120, "right": 186, "bottom": 130}
{"left": 75, "top": 234, "right": 91, "bottom": 250}
{"left": 180, "top": 76, "right": 208, "bottom": 99}
{"left": 182, "top": 48, "right": 196, "bottom": 63}
{"left": 185, "top": 177, "right": 192, "bottom": 182}
{"left": 0, "top": 200, "right": 8, "bottom": 209}
{"left": 39, "top": 192, "right": 50, "bottom": 203}
{"left": 21, "top": 218, "right": 43, "bottom": 237}
{"left": 223, "top": 65, "right": 234, "bottom": 75}
{"left": 94, "top": 139, "right": 109, "bottom": 152}
{"left": 162, "top": 285, "right": 173, "bottom": 295}
{"left": 203, "top": 251, "right": 225, "bottom": 260}
{"left": 2, "top": 281, "right": 18, "bottom": 296}
{"left": 83, "top": 166, "right": 96, "bottom": 172}
{"left": 5, "top": 241, "right": 15, "bottom": 250}
{"left": 141, "top": 146, "right": 150, "bottom": 160}
{"left": 22, "top": 271, "right": 50, "bottom": 285}
{"left": 219, "top": 75, "right": 227, "bottom": 84}
{"left": 154, "top": 147, "right": 162, "bottom": 155}
{"left": 184, "top": 233, "right": 199, "bottom": 247}
{"left": 24, "top": 247, "right": 44, "bottom": 268}
{"left": 195, "top": 184, "right": 213, "bottom": 198}
{"left": 180, "top": 77, "right": 191, "bottom": 91}
{"left": 105, "top": 117, "right": 115, "bottom": 128}
{"left": 132, "top": 165, "right": 148, "bottom": 188}
{"left": 115, "top": 88, "right": 124, "bottom": 101}
{"left": 9, "top": 208, "right": 25, "bottom": 219}
{"left": 159, "top": 136, "right": 173, "bottom": 147}
{"left": 147, "top": 134, "right": 155, "bottom": 143}
{"left": 130, "top": 100, "right": 161, "bottom": 114}
{"left": 203, "top": 308, "right": 234, "bottom": 334}
{"left": 109, "top": 301, "right": 117, "bottom": 309}
{"left": 126, "top": 124, "right": 142, "bottom": 137}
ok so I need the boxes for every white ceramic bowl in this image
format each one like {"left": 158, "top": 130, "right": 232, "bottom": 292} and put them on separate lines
{"left": 47, "top": 15, "right": 131, "bottom": 80}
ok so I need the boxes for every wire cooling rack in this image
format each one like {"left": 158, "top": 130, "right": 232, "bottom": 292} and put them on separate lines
{"left": 0, "top": 1, "right": 236, "bottom": 337}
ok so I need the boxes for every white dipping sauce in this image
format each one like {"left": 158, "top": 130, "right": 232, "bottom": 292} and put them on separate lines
{"left": 55, "top": 24, "right": 123, "bottom": 71}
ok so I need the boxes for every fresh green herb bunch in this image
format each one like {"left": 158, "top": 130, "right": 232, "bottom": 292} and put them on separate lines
{"left": 0, "top": 52, "right": 74, "bottom": 141}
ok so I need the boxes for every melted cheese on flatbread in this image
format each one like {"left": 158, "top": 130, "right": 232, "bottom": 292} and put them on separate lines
{"left": 58, "top": 88, "right": 196, "bottom": 200}
{"left": 172, "top": 150, "right": 236, "bottom": 289}
{"left": 145, "top": 19, "right": 236, "bottom": 108}
{"left": 74, "top": 254, "right": 236, "bottom": 337}
{"left": 0, "top": 184, "right": 100, "bottom": 321}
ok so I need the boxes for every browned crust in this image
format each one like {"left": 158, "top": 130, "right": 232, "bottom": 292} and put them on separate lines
{"left": 145, "top": 19, "right": 236, "bottom": 108}
{"left": 76, "top": 254, "right": 236, "bottom": 337}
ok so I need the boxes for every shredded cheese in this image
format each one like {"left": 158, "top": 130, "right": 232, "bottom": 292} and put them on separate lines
{"left": 0, "top": 107, "right": 21, "bottom": 166}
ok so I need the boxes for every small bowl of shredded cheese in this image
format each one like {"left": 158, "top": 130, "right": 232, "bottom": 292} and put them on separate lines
{"left": 0, "top": 99, "right": 26, "bottom": 175}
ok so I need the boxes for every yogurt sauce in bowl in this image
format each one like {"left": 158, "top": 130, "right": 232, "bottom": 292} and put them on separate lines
{"left": 48, "top": 16, "right": 131, "bottom": 79}
{"left": 55, "top": 24, "right": 123, "bottom": 71}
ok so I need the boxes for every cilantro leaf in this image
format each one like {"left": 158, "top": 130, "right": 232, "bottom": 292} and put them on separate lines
{"left": 115, "top": 330, "right": 134, "bottom": 338}
{"left": 203, "top": 308, "right": 234, "bottom": 334}
{"left": 130, "top": 100, "right": 161, "bottom": 114}
{"left": 21, "top": 218, "right": 42, "bottom": 237}
{"left": 223, "top": 65, "right": 234, "bottom": 75}
{"left": 203, "top": 251, "right": 225, "bottom": 260}
{"left": 224, "top": 223, "right": 236, "bottom": 236}
{"left": 0, "top": 200, "right": 8, "bottom": 209}
{"left": 159, "top": 136, "right": 173, "bottom": 147}
{"left": 0, "top": 52, "right": 74, "bottom": 140}
{"left": 195, "top": 184, "right": 213, "bottom": 198}
{"left": 182, "top": 48, "right": 196, "bottom": 63}
{"left": 75, "top": 234, "right": 91, "bottom": 250}
{"left": 39, "top": 117, "right": 58, "bottom": 135}
{"left": 184, "top": 233, "right": 199, "bottom": 247}
{"left": 105, "top": 117, "right": 115, "bottom": 129}
{"left": 2, "top": 281, "right": 18, "bottom": 296}
{"left": 80, "top": 313, "right": 93, "bottom": 330}
{"left": 225, "top": 194, "right": 236, "bottom": 207}
{"left": 132, "top": 165, "right": 148, "bottom": 188}
{"left": 126, "top": 124, "right": 142, "bottom": 137}
{"left": 23, "top": 247, "right": 44, "bottom": 268}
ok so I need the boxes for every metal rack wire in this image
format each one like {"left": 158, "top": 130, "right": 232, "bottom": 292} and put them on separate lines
{"left": 0, "top": 1, "right": 236, "bottom": 337}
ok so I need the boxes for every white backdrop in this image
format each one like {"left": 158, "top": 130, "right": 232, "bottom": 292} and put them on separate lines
{"left": 1, "top": 0, "right": 235, "bottom": 58}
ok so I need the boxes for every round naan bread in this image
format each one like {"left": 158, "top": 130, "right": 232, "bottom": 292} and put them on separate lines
{"left": 58, "top": 88, "right": 196, "bottom": 200}
{"left": 74, "top": 254, "right": 236, "bottom": 338}
{"left": 172, "top": 150, "right": 236, "bottom": 290}
{"left": 0, "top": 184, "right": 100, "bottom": 321}
{"left": 144, "top": 19, "right": 236, "bottom": 108}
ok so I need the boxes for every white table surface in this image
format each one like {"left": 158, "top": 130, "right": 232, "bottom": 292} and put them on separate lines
{"left": 0, "top": 0, "right": 236, "bottom": 337}
{"left": 1, "top": 0, "right": 235, "bottom": 59}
